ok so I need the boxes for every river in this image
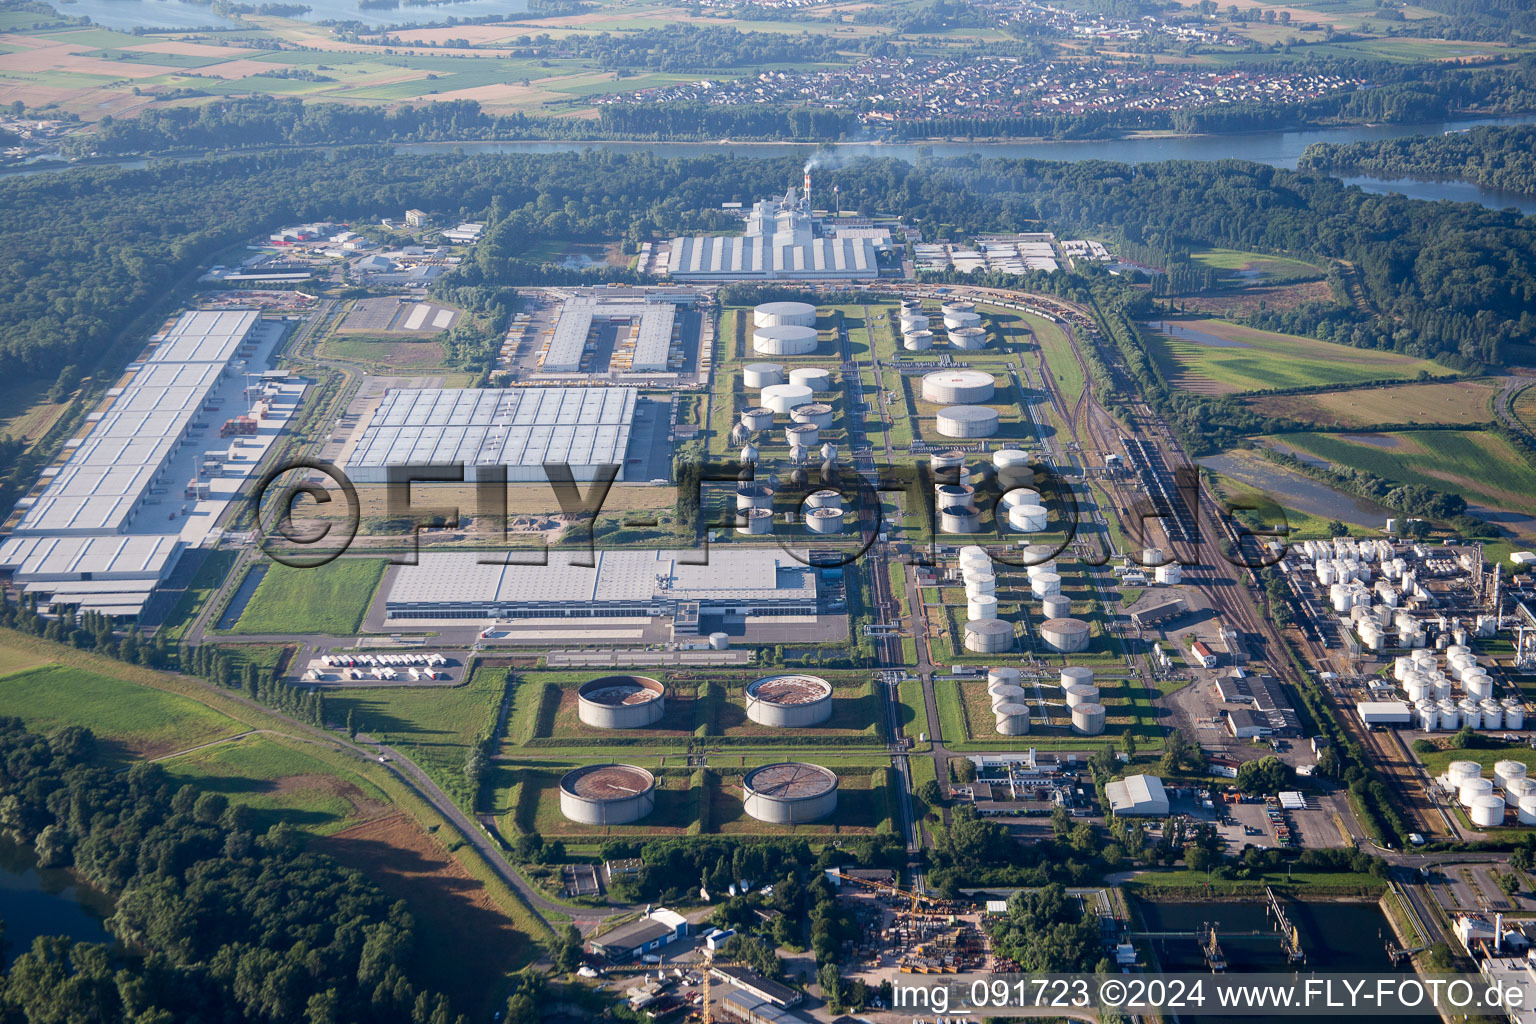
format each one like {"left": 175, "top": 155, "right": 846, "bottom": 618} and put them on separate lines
{"left": 51, "top": 0, "right": 528, "bottom": 31}
{"left": 0, "top": 840, "right": 113, "bottom": 964}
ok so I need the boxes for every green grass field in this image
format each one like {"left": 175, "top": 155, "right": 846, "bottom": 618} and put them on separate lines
{"left": 1189, "top": 248, "right": 1325, "bottom": 285}
{"left": 1265, "top": 430, "right": 1536, "bottom": 517}
{"left": 229, "top": 558, "right": 386, "bottom": 635}
{"left": 1142, "top": 319, "right": 1451, "bottom": 395}
{"left": 160, "top": 733, "right": 389, "bottom": 835}
{"left": 0, "top": 656, "right": 241, "bottom": 760}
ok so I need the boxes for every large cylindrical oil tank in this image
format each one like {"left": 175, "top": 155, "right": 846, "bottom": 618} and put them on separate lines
{"left": 1001, "top": 488, "right": 1043, "bottom": 510}
{"left": 1521, "top": 792, "right": 1536, "bottom": 825}
{"left": 994, "top": 448, "right": 1030, "bottom": 471}
{"left": 1405, "top": 678, "right": 1431, "bottom": 703}
{"left": 1439, "top": 699, "right": 1460, "bottom": 731}
{"left": 560, "top": 764, "right": 656, "bottom": 825}
{"left": 1461, "top": 700, "right": 1482, "bottom": 730}
{"left": 965, "top": 618, "right": 1015, "bottom": 654}
{"left": 1464, "top": 672, "right": 1492, "bottom": 701}
{"left": 1009, "top": 504, "right": 1049, "bottom": 533}
{"left": 899, "top": 313, "right": 929, "bottom": 333}
{"left": 922, "top": 370, "right": 996, "bottom": 405}
{"left": 737, "top": 483, "right": 774, "bottom": 510}
{"left": 1064, "top": 683, "right": 1100, "bottom": 709}
{"left": 785, "top": 423, "right": 820, "bottom": 448}
{"left": 577, "top": 675, "right": 666, "bottom": 729}
{"left": 1449, "top": 760, "right": 1482, "bottom": 786}
{"left": 1061, "top": 666, "right": 1094, "bottom": 689}
{"left": 1041, "top": 618, "right": 1091, "bottom": 653}
{"left": 1470, "top": 794, "right": 1506, "bottom": 829}
{"left": 805, "top": 507, "right": 844, "bottom": 534}
{"left": 742, "top": 762, "right": 838, "bottom": 823}
{"left": 1030, "top": 572, "right": 1062, "bottom": 597}
{"left": 1417, "top": 700, "right": 1437, "bottom": 731}
{"left": 740, "top": 406, "right": 775, "bottom": 432}
{"left": 753, "top": 324, "right": 818, "bottom": 356}
{"left": 743, "top": 362, "right": 784, "bottom": 389}
{"left": 1461, "top": 778, "right": 1494, "bottom": 808}
{"left": 994, "top": 704, "right": 1031, "bottom": 735}
{"left": 1506, "top": 777, "right": 1536, "bottom": 807}
{"left": 943, "top": 310, "right": 981, "bottom": 330}
{"left": 805, "top": 489, "right": 842, "bottom": 510}
{"left": 1042, "top": 594, "right": 1072, "bottom": 619}
{"left": 988, "top": 667, "right": 1022, "bottom": 686}
{"left": 1506, "top": 701, "right": 1525, "bottom": 730}
{"left": 745, "top": 674, "right": 834, "bottom": 727}
{"left": 736, "top": 508, "right": 773, "bottom": 535}
{"left": 1496, "top": 760, "right": 1528, "bottom": 791}
{"left": 964, "top": 572, "right": 997, "bottom": 596}
{"left": 760, "top": 383, "right": 813, "bottom": 413}
{"left": 989, "top": 685, "right": 1027, "bottom": 711}
{"left": 902, "top": 330, "right": 935, "bottom": 351}
{"left": 947, "top": 327, "right": 988, "bottom": 350}
{"left": 932, "top": 451, "right": 968, "bottom": 477}
{"left": 967, "top": 594, "right": 999, "bottom": 622}
{"left": 1155, "top": 564, "right": 1183, "bottom": 585}
{"left": 937, "top": 406, "right": 999, "bottom": 438}
{"left": 754, "top": 301, "right": 817, "bottom": 328}
{"left": 958, "top": 544, "right": 990, "bottom": 569}
{"left": 1072, "top": 703, "right": 1107, "bottom": 735}
{"left": 709, "top": 632, "right": 730, "bottom": 651}
{"left": 941, "top": 504, "right": 982, "bottom": 534}
{"left": 790, "top": 403, "right": 834, "bottom": 430}
{"left": 789, "top": 367, "right": 832, "bottom": 392}
{"left": 940, "top": 300, "right": 975, "bottom": 317}
{"left": 936, "top": 484, "right": 976, "bottom": 508}
{"left": 1482, "top": 700, "right": 1504, "bottom": 730}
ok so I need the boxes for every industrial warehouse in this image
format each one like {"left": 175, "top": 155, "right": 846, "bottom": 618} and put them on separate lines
{"left": 343, "top": 386, "right": 641, "bottom": 483}
{"left": 542, "top": 294, "right": 679, "bottom": 373}
{"left": 382, "top": 548, "right": 819, "bottom": 622}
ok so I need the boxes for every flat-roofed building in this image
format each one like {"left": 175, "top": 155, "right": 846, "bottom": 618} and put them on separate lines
{"left": 1105, "top": 774, "right": 1169, "bottom": 817}
{"left": 1130, "top": 596, "right": 1186, "bottom": 630}
{"left": 667, "top": 185, "right": 878, "bottom": 281}
{"left": 545, "top": 298, "right": 676, "bottom": 373}
{"left": 711, "top": 966, "right": 804, "bottom": 1009}
{"left": 344, "top": 387, "right": 638, "bottom": 483}
{"left": 385, "top": 548, "right": 817, "bottom": 621}
{"left": 588, "top": 908, "right": 689, "bottom": 961}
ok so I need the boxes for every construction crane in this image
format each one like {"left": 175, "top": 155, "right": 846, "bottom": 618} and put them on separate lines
{"left": 698, "top": 959, "right": 752, "bottom": 1024}
{"left": 837, "top": 872, "right": 948, "bottom": 915}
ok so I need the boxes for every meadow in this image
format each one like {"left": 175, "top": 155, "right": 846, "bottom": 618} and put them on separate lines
{"left": 228, "top": 557, "right": 386, "bottom": 635}
{"left": 1244, "top": 379, "right": 1497, "bottom": 428}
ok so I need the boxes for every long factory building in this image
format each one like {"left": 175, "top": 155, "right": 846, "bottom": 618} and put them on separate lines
{"left": 667, "top": 184, "right": 878, "bottom": 281}
{"left": 0, "top": 309, "right": 264, "bottom": 616}
{"left": 344, "top": 386, "right": 639, "bottom": 483}
{"left": 384, "top": 548, "right": 818, "bottom": 621}
{"left": 544, "top": 297, "right": 676, "bottom": 373}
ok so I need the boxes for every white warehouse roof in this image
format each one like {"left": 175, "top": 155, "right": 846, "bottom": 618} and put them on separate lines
{"left": 345, "top": 387, "right": 638, "bottom": 483}
{"left": 0, "top": 534, "right": 182, "bottom": 582}
{"left": 546, "top": 298, "right": 675, "bottom": 373}
{"left": 1357, "top": 700, "right": 1412, "bottom": 724}
{"left": 1105, "top": 774, "right": 1169, "bottom": 817}
{"left": 146, "top": 309, "right": 260, "bottom": 365}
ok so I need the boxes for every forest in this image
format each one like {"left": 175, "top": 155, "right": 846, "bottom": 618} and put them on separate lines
{"left": 1299, "top": 122, "right": 1536, "bottom": 197}
{"left": 0, "top": 718, "right": 468, "bottom": 1023}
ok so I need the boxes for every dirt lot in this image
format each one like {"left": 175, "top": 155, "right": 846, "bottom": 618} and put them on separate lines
{"left": 320, "top": 813, "right": 533, "bottom": 1018}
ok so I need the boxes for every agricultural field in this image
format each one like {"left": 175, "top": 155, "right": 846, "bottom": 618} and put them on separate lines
{"left": 160, "top": 733, "right": 390, "bottom": 835}
{"left": 1264, "top": 430, "right": 1536, "bottom": 519}
{"left": 227, "top": 557, "right": 386, "bottom": 635}
{"left": 1243, "top": 378, "right": 1498, "bottom": 428}
{"left": 1188, "top": 247, "right": 1325, "bottom": 286}
{"left": 1141, "top": 318, "right": 1453, "bottom": 394}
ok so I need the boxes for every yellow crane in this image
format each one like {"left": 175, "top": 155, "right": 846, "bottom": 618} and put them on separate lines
{"left": 698, "top": 959, "right": 752, "bottom": 1024}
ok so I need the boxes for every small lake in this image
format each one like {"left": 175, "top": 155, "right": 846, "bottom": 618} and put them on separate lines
{"left": 1199, "top": 451, "right": 1391, "bottom": 530}
{"left": 0, "top": 840, "right": 113, "bottom": 964}
{"left": 53, "top": 0, "right": 528, "bottom": 31}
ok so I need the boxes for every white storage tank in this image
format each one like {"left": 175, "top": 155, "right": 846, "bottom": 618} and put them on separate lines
{"left": 1470, "top": 793, "right": 1506, "bottom": 829}
{"left": 1071, "top": 703, "right": 1107, "bottom": 736}
{"left": 805, "top": 507, "right": 844, "bottom": 534}
{"left": 988, "top": 667, "right": 1023, "bottom": 686}
{"left": 1063, "top": 683, "right": 1100, "bottom": 709}
{"left": 1496, "top": 760, "right": 1528, "bottom": 791}
{"left": 1506, "top": 701, "right": 1526, "bottom": 730}
{"left": 1521, "top": 792, "right": 1536, "bottom": 825}
{"left": 1416, "top": 700, "right": 1437, "bottom": 731}
{"left": 1061, "top": 667, "right": 1094, "bottom": 689}
{"left": 1464, "top": 672, "right": 1493, "bottom": 701}
{"left": 943, "top": 310, "right": 982, "bottom": 330}
{"left": 737, "top": 508, "right": 774, "bottom": 535}
{"left": 1439, "top": 700, "right": 1461, "bottom": 730}
{"left": 964, "top": 618, "right": 1015, "bottom": 654}
{"left": 737, "top": 483, "right": 774, "bottom": 510}
{"left": 940, "top": 300, "right": 975, "bottom": 317}
{"left": 948, "top": 326, "right": 988, "bottom": 349}
{"left": 790, "top": 403, "right": 834, "bottom": 430}
{"left": 1434, "top": 679, "right": 1453, "bottom": 702}
{"left": 1481, "top": 701, "right": 1504, "bottom": 731}
{"left": 740, "top": 444, "right": 759, "bottom": 465}
{"left": 760, "top": 383, "right": 813, "bottom": 413}
{"left": 709, "top": 632, "right": 730, "bottom": 651}
{"left": 745, "top": 674, "right": 834, "bottom": 727}
{"left": 967, "top": 594, "right": 999, "bottom": 622}
{"left": 936, "top": 406, "right": 999, "bottom": 439}
{"left": 1460, "top": 700, "right": 1482, "bottom": 730}
{"left": 560, "top": 764, "right": 656, "bottom": 825}
{"left": 785, "top": 423, "right": 820, "bottom": 449}
{"left": 1506, "top": 777, "right": 1536, "bottom": 807}
{"left": 805, "top": 489, "right": 842, "bottom": 510}
{"left": 1001, "top": 488, "right": 1043, "bottom": 510}
{"left": 1009, "top": 503, "right": 1049, "bottom": 533}
{"left": 1330, "top": 584, "right": 1351, "bottom": 613}
{"left": 994, "top": 704, "right": 1031, "bottom": 735}
{"left": 577, "top": 675, "right": 667, "bottom": 730}
{"left": 1040, "top": 617, "right": 1091, "bottom": 653}
{"left": 940, "top": 504, "right": 982, "bottom": 534}
{"left": 741, "top": 762, "right": 837, "bottom": 824}
{"left": 922, "top": 370, "right": 996, "bottom": 405}
{"left": 936, "top": 484, "right": 976, "bottom": 507}
{"left": 899, "top": 312, "right": 929, "bottom": 333}
{"left": 753, "top": 324, "right": 818, "bottom": 356}
{"left": 989, "top": 685, "right": 1027, "bottom": 711}
{"left": 1460, "top": 777, "right": 1495, "bottom": 806}
{"left": 790, "top": 367, "right": 833, "bottom": 392}
{"left": 740, "top": 406, "right": 775, "bottom": 432}
{"left": 993, "top": 449, "right": 1030, "bottom": 472}
{"left": 743, "top": 362, "right": 785, "bottom": 389}
{"left": 958, "top": 545, "right": 991, "bottom": 571}
{"left": 1405, "top": 678, "right": 1432, "bottom": 703}
{"left": 1030, "top": 572, "right": 1062, "bottom": 597}
{"left": 1042, "top": 594, "right": 1072, "bottom": 619}
{"left": 1155, "top": 564, "right": 1183, "bottom": 585}
{"left": 965, "top": 573, "right": 997, "bottom": 596}
{"left": 1449, "top": 760, "right": 1482, "bottom": 786}
{"left": 1393, "top": 655, "right": 1414, "bottom": 682}
{"left": 902, "top": 329, "right": 935, "bottom": 351}
{"left": 753, "top": 301, "right": 817, "bottom": 328}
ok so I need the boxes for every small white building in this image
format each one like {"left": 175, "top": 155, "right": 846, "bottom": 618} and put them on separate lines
{"left": 1357, "top": 700, "right": 1412, "bottom": 727}
{"left": 1105, "top": 774, "right": 1169, "bottom": 817}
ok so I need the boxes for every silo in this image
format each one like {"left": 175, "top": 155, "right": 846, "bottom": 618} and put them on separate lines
{"left": 1030, "top": 572, "right": 1062, "bottom": 598}
{"left": 559, "top": 764, "right": 656, "bottom": 825}
{"left": 1040, "top": 618, "right": 1091, "bottom": 653}
{"left": 1071, "top": 703, "right": 1107, "bottom": 736}
{"left": 946, "top": 325, "right": 988, "bottom": 348}
{"left": 1496, "top": 760, "right": 1528, "bottom": 791}
{"left": 964, "top": 618, "right": 1015, "bottom": 654}
{"left": 1470, "top": 794, "right": 1506, "bottom": 829}
{"left": 932, "top": 451, "right": 968, "bottom": 477}
{"left": 1061, "top": 666, "right": 1095, "bottom": 689}
{"left": 1439, "top": 699, "right": 1460, "bottom": 730}
{"left": 1001, "top": 488, "right": 1043, "bottom": 510}
{"left": 745, "top": 674, "right": 834, "bottom": 727}
{"left": 1506, "top": 777, "right": 1536, "bottom": 807}
{"left": 994, "top": 704, "right": 1031, "bottom": 735}
{"left": 736, "top": 508, "right": 774, "bottom": 535}
{"left": 902, "top": 330, "right": 935, "bottom": 351}
{"left": 753, "top": 301, "right": 817, "bottom": 328}
{"left": 940, "top": 504, "right": 982, "bottom": 534}
{"left": 922, "top": 370, "right": 996, "bottom": 405}
{"left": 1155, "top": 564, "right": 1183, "bottom": 585}
{"left": 740, "top": 407, "right": 775, "bottom": 432}
{"left": 753, "top": 324, "right": 818, "bottom": 356}
{"left": 1481, "top": 700, "right": 1504, "bottom": 730}
{"left": 1521, "top": 792, "right": 1536, "bottom": 826}
{"left": 806, "top": 489, "right": 842, "bottom": 510}
{"left": 577, "top": 675, "right": 667, "bottom": 729}
{"left": 760, "top": 383, "right": 813, "bottom": 413}
{"left": 967, "top": 594, "right": 999, "bottom": 621}
{"left": 1009, "top": 504, "right": 1049, "bottom": 533}
{"left": 1464, "top": 672, "right": 1493, "bottom": 701}
{"left": 989, "top": 685, "right": 1027, "bottom": 711}
{"left": 744, "top": 362, "right": 785, "bottom": 389}
{"left": 785, "top": 423, "right": 820, "bottom": 448}
{"left": 1042, "top": 594, "right": 1072, "bottom": 619}
{"left": 1460, "top": 700, "right": 1482, "bottom": 730}
{"left": 790, "top": 403, "right": 834, "bottom": 429}
{"left": 737, "top": 483, "right": 775, "bottom": 510}
{"left": 1416, "top": 701, "right": 1437, "bottom": 731}
{"left": 936, "top": 407, "right": 999, "bottom": 438}
{"left": 1505, "top": 700, "right": 1525, "bottom": 730}
{"left": 709, "top": 632, "right": 730, "bottom": 651}
{"left": 964, "top": 572, "right": 997, "bottom": 596}
{"left": 741, "top": 762, "right": 838, "bottom": 824}
{"left": 805, "top": 507, "right": 844, "bottom": 534}
{"left": 790, "top": 367, "right": 833, "bottom": 392}
{"left": 1064, "top": 683, "right": 1100, "bottom": 709}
